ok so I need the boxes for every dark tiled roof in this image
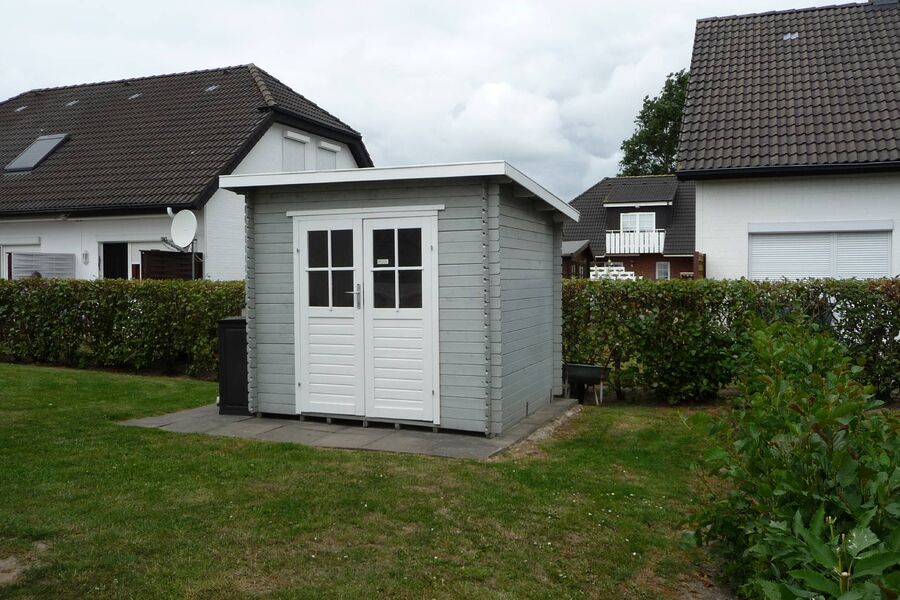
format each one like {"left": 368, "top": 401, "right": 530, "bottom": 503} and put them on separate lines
{"left": 0, "top": 64, "right": 371, "bottom": 215}
{"left": 561, "top": 239, "right": 591, "bottom": 257}
{"left": 663, "top": 180, "right": 696, "bottom": 255}
{"left": 562, "top": 175, "right": 695, "bottom": 256}
{"left": 605, "top": 179, "right": 677, "bottom": 203}
{"left": 678, "top": 2, "right": 900, "bottom": 176}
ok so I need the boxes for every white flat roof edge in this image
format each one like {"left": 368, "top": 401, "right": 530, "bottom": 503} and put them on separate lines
{"left": 219, "top": 161, "right": 579, "bottom": 221}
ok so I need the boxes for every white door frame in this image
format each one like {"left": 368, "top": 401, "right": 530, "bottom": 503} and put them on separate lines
{"left": 290, "top": 205, "right": 441, "bottom": 424}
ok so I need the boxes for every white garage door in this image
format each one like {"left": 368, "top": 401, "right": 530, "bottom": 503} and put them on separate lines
{"left": 749, "top": 231, "right": 891, "bottom": 280}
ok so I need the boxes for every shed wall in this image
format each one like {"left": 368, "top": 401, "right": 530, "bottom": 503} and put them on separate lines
{"left": 247, "top": 180, "right": 495, "bottom": 433}
{"left": 498, "top": 188, "right": 558, "bottom": 430}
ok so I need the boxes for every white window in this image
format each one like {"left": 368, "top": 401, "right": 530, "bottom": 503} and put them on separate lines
{"left": 621, "top": 212, "right": 656, "bottom": 232}
{"left": 316, "top": 140, "right": 341, "bottom": 170}
{"left": 655, "top": 261, "right": 670, "bottom": 280}
{"left": 282, "top": 131, "right": 309, "bottom": 172}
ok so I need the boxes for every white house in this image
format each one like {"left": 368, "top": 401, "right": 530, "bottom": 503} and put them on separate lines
{"left": 679, "top": 1, "right": 900, "bottom": 280}
{"left": 0, "top": 64, "right": 371, "bottom": 280}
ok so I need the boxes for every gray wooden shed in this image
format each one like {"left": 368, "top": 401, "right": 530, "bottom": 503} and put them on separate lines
{"left": 220, "top": 162, "right": 579, "bottom": 435}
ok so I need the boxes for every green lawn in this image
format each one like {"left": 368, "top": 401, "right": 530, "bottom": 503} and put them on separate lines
{"left": 0, "top": 363, "right": 717, "bottom": 599}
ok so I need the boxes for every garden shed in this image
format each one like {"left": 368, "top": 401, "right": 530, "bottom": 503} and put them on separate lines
{"left": 220, "top": 162, "right": 579, "bottom": 435}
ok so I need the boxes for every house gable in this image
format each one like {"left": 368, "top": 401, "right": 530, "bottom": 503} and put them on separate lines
{"left": 0, "top": 64, "right": 372, "bottom": 217}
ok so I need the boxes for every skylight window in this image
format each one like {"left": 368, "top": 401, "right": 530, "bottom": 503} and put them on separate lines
{"left": 128, "top": 93, "right": 142, "bottom": 99}
{"left": 14, "top": 106, "right": 27, "bottom": 112}
{"left": 204, "top": 85, "right": 219, "bottom": 92}
{"left": 65, "top": 99, "right": 79, "bottom": 107}
{"left": 782, "top": 32, "right": 800, "bottom": 40}
{"left": 4, "top": 134, "right": 69, "bottom": 173}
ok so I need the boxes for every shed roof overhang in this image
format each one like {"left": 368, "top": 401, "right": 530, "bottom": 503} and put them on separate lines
{"left": 219, "top": 161, "right": 579, "bottom": 221}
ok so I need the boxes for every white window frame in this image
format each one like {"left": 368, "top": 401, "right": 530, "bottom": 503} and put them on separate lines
{"left": 655, "top": 261, "right": 670, "bottom": 280}
{"left": 621, "top": 212, "right": 656, "bottom": 233}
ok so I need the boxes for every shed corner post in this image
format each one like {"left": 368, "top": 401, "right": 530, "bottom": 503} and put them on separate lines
{"left": 244, "top": 190, "right": 259, "bottom": 414}
{"left": 483, "top": 179, "right": 502, "bottom": 437}
{"left": 552, "top": 219, "right": 563, "bottom": 397}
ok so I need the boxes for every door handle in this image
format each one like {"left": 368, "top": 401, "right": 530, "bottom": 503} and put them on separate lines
{"left": 345, "top": 283, "right": 362, "bottom": 308}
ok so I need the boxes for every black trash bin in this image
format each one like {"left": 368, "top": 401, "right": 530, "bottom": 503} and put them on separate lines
{"left": 218, "top": 316, "right": 250, "bottom": 415}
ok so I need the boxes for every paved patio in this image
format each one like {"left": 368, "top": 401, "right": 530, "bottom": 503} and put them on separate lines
{"left": 121, "top": 398, "right": 578, "bottom": 459}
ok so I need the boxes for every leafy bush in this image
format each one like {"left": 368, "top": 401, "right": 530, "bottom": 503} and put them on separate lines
{"left": 562, "top": 278, "right": 900, "bottom": 402}
{"left": 0, "top": 279, "right": 245, "bottom": 375}
{"left": 695, "top": 320, "right": 900, "bottom": 598}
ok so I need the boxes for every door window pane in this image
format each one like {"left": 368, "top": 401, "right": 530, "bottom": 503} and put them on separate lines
{"left": 398, "top": 270, "right": 422, "bottom": 308}
{"left": 639, "top": 213, "right": 656, "bottom": 231}
{"left": 308, "top": 231, "right": 328, "bottom": 268}
{"left": 397, "top": 228, "right": 422, "bottom": 267}
{"left": 308, "top": 271, "right": 328, "bottom": 306}
{"left": 373, "top": 270, "right": 395, "bottom": 308}
{"left": 373, "top": 229, "right": 394, "bottom": 267}
{"left": 332, "top": 270, "right": 354, "bottom": 307}
{"left": 330, "top": 229, "right": 353, "bottom": 267}
{"left": 621, "top": 214, "right": 637, "bottom": 232}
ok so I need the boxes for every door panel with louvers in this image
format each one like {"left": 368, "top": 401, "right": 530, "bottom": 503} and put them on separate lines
{"left": 749, "top": 231, "right": 890, "bottom": 280}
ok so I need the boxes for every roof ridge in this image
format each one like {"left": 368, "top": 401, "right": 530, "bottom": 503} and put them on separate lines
{"left": 245, "top": 63, "right": 277, "bottom": 107}
{"left": 250, "top": 65, "right": 360, "bottom": 136}
{"left": 0, "top": 64, "right": 253, "bottom": 105}
{"left": 697, "top": 1, "right": 876, "bottom": 23}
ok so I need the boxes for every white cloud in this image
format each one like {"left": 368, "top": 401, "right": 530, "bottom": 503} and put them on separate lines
{"left": 1, "top": 0, "right": 793, "bottom": 198}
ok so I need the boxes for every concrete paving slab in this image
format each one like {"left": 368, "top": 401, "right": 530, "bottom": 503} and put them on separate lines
{"left": 309, "top": 428, "right": 394, "bottom": 449}
{"left": 252, "top": 424, "right": 331, "bottom": 445}
{"left": 121, "top": 398, "right": 579, "bottom": 460}
{"left": 159, "top": 417, "right": 233, "bottom": 434}
{"left": 207, "top": 420, "right": 286, "bottom": 438}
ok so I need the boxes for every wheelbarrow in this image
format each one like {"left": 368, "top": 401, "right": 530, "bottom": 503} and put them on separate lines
{"left": 564, "top": 364, "right": 610, "bottom": 405}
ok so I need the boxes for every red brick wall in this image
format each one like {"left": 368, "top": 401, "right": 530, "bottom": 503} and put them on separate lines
{"left": 601, "top": 254, "right": 694, "bottom": 280}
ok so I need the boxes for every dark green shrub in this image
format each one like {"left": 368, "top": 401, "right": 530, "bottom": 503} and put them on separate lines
{"left": 695, "top": 320, "right": 900, "bottom": 598}
{"left": 561, "top": 279, "right": 900, "bottom": 402}
{"left": 0, "top": 279, "right": 245, "bottom": 375}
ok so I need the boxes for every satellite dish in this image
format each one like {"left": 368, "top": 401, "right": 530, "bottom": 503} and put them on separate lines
{"left": 170, "top": 210, "right": 197, "bottom": 248}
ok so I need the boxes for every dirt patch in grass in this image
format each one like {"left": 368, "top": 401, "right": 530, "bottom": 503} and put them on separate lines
{"left": 491, "top": 405, "right": 582, "bottom": 461}
{"left": 0, "top": 541, "right": 50, "bottom": 586}
{"left": 629, "top": 548, "right": 735, "bottom": 600}
{"left": 606, "top": 414, "right": 653, "bottom": 434}
{"left": 609, "top": 462, "right": 644, "bottom": 483}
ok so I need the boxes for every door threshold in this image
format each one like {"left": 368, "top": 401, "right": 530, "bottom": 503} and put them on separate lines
{"left": 299, "top": 412, "right": 437, "bottom": 431}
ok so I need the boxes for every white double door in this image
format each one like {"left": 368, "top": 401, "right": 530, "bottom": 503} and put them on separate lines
{"left": 294, "top": 215, "right": 438, "bottom": 423}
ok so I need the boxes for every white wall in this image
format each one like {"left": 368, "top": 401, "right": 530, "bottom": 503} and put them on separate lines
{"left": 202, "top": 122, "right": 359, "bottom": 280}
{"left": 696, "top": 173, "right": 900, "bottom": 279}
{"left": 0, "top": 213, "right": 204, "bottom": 279}
{"left": 0, "top": 122, "right": 359, "bottom": 281}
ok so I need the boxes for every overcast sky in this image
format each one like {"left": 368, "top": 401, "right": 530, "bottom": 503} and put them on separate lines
{"left": 3, "top": 0, "right": 797, "bottom": 199}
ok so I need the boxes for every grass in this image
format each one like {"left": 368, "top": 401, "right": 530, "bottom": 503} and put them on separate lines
{"left": 0, "top": 363, "right": 719, "bottom": 599}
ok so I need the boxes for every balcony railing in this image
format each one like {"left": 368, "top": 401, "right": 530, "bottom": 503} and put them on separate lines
{"left": 605, "top": 229, "right": 665, "bottom": 255}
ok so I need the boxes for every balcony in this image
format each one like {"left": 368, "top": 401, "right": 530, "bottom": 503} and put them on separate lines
{"left": 605, "top": 229, "right": 666, "bottom": 255}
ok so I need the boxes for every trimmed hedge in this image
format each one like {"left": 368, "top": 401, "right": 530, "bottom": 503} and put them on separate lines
{"left": 562, "top": 278, "right": 900, "bottom": 402}
{"left": 0, "top": 279, "right": 245, "bottom": 375}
